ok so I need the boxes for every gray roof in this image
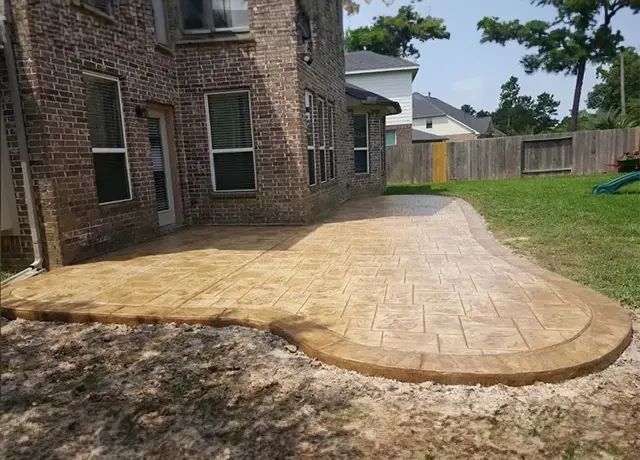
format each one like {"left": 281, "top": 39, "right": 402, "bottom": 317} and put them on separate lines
{"left": 345, "top": 83, "right": 402, "bottom": 116}
{"left": 412, "top": 92, "right": 493, "bottom": 134}
{"left": 412, "top": 129, "right": 447, "bottom": 142}
{"left": 345, "top": 51, "right": 419, "bottom": 73}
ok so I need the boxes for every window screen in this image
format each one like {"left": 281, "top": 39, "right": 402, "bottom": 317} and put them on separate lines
{"left": 181, "top": 0, "right": 249, "bottom": 31}
{"left": 85, "top": 73, "right": 131, "bottom": 204}
{"left": 93, "top": 152, "right": 131, "bottom": 204}
{"left": 207, "top": 91, "right": 256, "bottom": 191}
{"left": 152, "top": 0, "right": 169, "bottom": 45}
{"left": 181, "top": 0, "right": 206, "bottom": 30}
{"left": 213, "top": 0, "right": 249, "bottom": 29}
{"left": 86, "top": 77, "right": 124, "bottom": 149}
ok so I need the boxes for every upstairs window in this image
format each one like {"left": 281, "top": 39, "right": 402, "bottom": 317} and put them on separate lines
{"left": 206, "top": 90, "right": 256, "bottom": 191}
{"left": 85, "top": 73, "right": 132, "bottom": 204}
{"left": 353, "top": 114, "right": 369, "bottom": 174}
{"left": 181, "top": 0, "right": 249, "bottom": 33}
{"left": 426, "top": 119, "right": 433, "bottom": 129}
{"left": 85, "top": 0, "right": 113, "bottom": 15}
{"left": 152, "top": 0, "right": 169, "bottom": 45}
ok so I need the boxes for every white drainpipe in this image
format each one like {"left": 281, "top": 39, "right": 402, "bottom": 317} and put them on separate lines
{"left": 1, "top": 16, "right": 46, "bottom": 285}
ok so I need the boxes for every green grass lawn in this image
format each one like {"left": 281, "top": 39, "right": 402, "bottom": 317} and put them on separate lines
{"left": 386, "top": 174, "right": 640, "bottom": 309}
{"left": 1, "top": 265, "right": 17, "bottom": 282}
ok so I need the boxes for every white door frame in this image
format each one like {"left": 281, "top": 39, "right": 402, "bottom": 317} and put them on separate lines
{"left": 148, "top": 110, "right": 176, "bottom": 227}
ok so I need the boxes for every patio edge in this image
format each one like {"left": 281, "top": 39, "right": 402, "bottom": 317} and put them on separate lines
{"left": 1, "top": 197, "right": 633, "bottom": 386}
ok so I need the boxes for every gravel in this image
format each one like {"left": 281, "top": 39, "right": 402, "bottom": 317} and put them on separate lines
{"left": 1, "top": 313, "right": 638, "bottom": 460}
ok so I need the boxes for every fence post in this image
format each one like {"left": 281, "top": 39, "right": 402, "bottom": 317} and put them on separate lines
{"left": 432, "top": 142, "right": 448, "bottom": 183}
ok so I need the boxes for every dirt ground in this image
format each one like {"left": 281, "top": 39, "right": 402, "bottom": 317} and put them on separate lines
{"left": 1, "top": 313, "right": 638, "bottom": 460}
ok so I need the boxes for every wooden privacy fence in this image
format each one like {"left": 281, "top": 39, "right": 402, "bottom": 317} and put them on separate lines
{"left": 386, "top": 128, "right": 640, "bottom": 184}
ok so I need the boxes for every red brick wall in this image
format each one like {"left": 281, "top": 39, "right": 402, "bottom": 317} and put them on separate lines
{"left": 175, "top": 0, "right": 309, "bottom": 225}
{"left": 298, "top": 0, "right": 350, "bottom": 220}
{"left": 3, "top": 0, "right": 350, "bottom": 267}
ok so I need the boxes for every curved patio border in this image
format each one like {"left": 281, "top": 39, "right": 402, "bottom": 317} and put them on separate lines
{"left": 1, "top": 198, "right": 632, "bottom": 386}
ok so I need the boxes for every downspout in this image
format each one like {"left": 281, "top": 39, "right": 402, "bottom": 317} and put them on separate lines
{"left": 1, "top": 12, "right": 45, "bottom": 285}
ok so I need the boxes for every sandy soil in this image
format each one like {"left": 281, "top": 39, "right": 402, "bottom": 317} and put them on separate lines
{"left": 1, "top": 313, "right": 638, "bottom": 460}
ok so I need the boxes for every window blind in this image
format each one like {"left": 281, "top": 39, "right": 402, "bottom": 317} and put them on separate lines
{"left": 208, "top": 92, "right": 253, "bottom": 151}
{"left": 86, "top": 76, "right": 124, "bottom": 149}
{"left": 147, "top": 118, "right": 170, "bottom": 212}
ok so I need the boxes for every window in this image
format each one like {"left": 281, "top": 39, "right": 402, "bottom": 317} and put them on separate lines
{"left": 84, "top": 73, "right": 132, "bottom": 204}
{"left": 318, "top": 98, "right": 327, "bottom": 182}
{"left": 180, "top": 0, "right": 249, "bottom": 33}
{"left": 85, "top": 0, "right": 112, "bottom": 15}
{"left": 328, "top": 103, "right": 335, "bottom": 180}
{"left": 353, "top": 114, "right": 368, "bottom": 174}
{"left": 385, "top": 130, "right": 397, "bottom": 146}
{"left": 206, "top": 91, "right": 256, "bottom": 191}
{"left": 305, "top": 91, "right": 316, "bottom": 186}
{"left": 426, "top": 119, "right": 433, "bottom": 129}
{"left": 152, "top": 0, "right": 169, "bottom": 45}
{"left": 381, "top": 121, "right": 386, "bottom": 172}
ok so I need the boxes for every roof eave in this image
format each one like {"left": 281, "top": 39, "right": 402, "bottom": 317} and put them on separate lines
{"left": 345, "top": 66, "right": 420, "bottom": 76}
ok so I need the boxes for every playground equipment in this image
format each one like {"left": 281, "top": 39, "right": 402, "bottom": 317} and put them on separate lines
{"left": 592, "top": 172, "right": 640, "bottom": 195}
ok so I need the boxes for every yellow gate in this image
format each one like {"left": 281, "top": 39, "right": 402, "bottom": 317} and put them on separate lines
{"left": 432, "top": 142, "right": 448, "bottom": 183}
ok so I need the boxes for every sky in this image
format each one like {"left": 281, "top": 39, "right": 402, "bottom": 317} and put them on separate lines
{"left": 343, "top": 0, "right": 640, "bottom": 116}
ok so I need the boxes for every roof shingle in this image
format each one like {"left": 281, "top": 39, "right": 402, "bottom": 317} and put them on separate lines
{"left": 412, "top": 92, "right": 492, "bottom": 134}
{"left": 345, "top": 50, "right": 418, "bottom": 73}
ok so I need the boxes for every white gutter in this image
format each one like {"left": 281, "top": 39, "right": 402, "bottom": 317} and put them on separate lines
{"left": 345, "top": 66, "right": 419, "bottom": 76}
{"left": 1, "top": 15, "right": 46, "bottom": 286}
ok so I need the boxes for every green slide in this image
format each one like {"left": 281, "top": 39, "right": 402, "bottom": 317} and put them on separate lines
{"left": 592, "top": 172, "right": 640, "bottom": 195}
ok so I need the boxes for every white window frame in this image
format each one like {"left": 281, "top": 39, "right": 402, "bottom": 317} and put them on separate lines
{"left": 318, "top": 97, "right": 327, "bottom": 183}
{"left": 84, "top": 71, "right": 133, "bottom": 206}
{"left": 426, "top": 119, "right": 433, "bottom": 129}
{"left": 152, "top": 0, "right": 170, "bottom": 46}
{"left": 180, "top": 0, "right": 250, "bottom": 34}
{"left": 385, "top": 130, "right": 397, "bottom": 146}
{"left": 305, "top": 90, "right": 316, "bottom": 186}
{"left": 353, "top": 113, "right": 369, "bottom": 175}
{"left": 328, "top": 102, "right": 335, "bottom": 180}
{"left": 204, "top": 89, "right": 257, "bottom": 192}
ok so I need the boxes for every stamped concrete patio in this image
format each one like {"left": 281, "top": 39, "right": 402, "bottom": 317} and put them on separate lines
{"left": 1, "top": 195, "right": 631, "bottom": 385}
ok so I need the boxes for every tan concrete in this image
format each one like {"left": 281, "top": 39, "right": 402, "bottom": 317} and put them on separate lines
{"left": 1, "top": 196, "right": 632, "bottom": 385}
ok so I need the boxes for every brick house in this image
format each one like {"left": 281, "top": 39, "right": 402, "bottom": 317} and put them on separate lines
{"left": 0, "top": 0, "right": 399, "bottom": 272}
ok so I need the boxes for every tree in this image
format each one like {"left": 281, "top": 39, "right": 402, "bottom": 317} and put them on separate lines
{"left": 344, "top": 4, "right": 449, "bottom": 59}
{"left": 477, "top": 1, "right": 640, "bottom": 132}
{"left": 476, "top": 110, "right": 492, "bottom": 118}
{"left": 461, "top": 105, "right": 477, "bottom": 116}
{"left": 343, "top": 0, "right": 396, "bottom": 15}
{"left": 587, "top": 47, "right": 640, "bottom": 112}
{"left": 491, "top": 76, "right": 561, "bottom": 135}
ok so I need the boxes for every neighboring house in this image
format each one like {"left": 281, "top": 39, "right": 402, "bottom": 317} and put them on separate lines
{"left": 345, "top": 50, "right": 418, "bottom": 147}
{"left": 0, "top": 0, "right": 397, "bottom": 270}
{"left": 412, "top": 92, "right": 503, "bottom": 142}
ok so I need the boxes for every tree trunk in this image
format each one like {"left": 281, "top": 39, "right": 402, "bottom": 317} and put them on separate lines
{"left": 571, "top": 59, "right": 587, "bottom": 131}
